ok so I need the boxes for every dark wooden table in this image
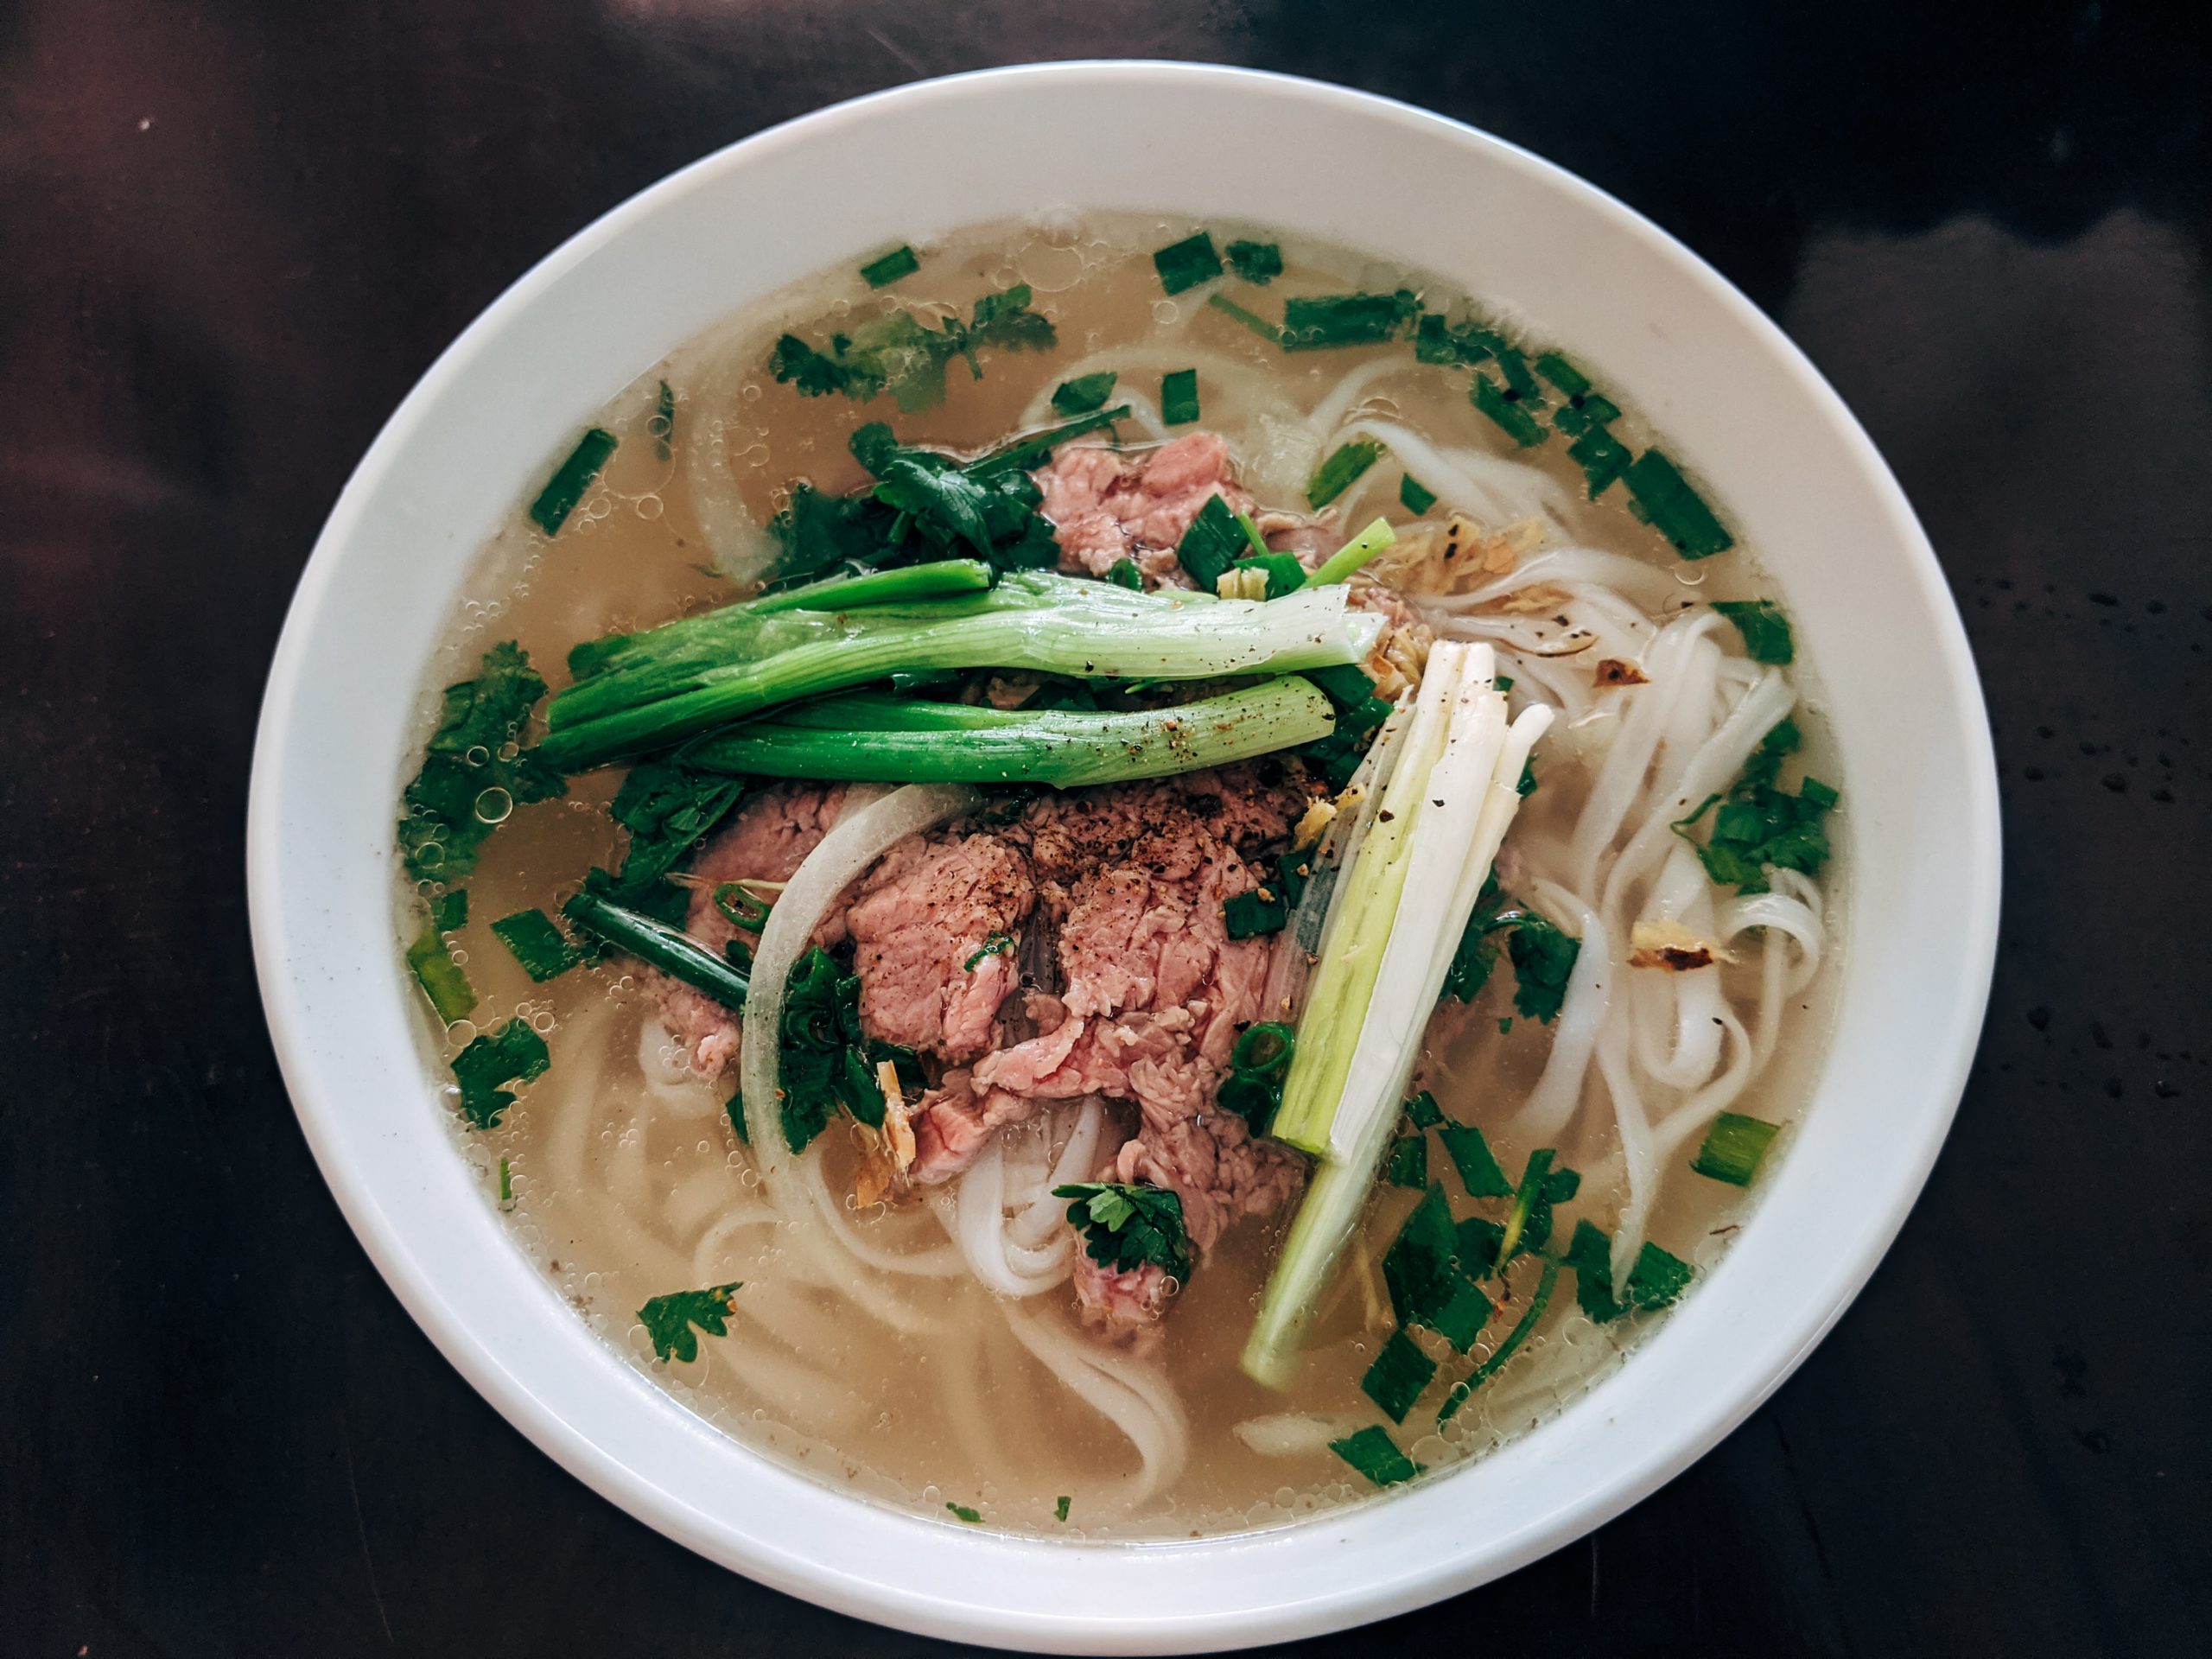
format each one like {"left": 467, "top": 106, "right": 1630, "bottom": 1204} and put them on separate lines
{"left": 4, "top": 5, "right": 2206, "bottom": 1655}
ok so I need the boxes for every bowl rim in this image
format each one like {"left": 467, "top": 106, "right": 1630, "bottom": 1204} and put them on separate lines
{"left": 248, "top": 60, "right": 2000, "bottom": 1652}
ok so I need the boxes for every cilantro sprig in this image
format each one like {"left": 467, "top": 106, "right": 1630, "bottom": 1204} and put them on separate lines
{"left": 769, "top": 283, "right": 1057, "bottom": 412}
{"left": 638, "top": 1281, "right": 742, "bottom": 1363}
{"left": 397, "top": 642, "right": 566, "bottom": 883}
{"left": 1052, "top": 1182, "right": 1192, "bottom": 1282}
{"left": 1440, "top": 876, "right": 1581, "bottom": 1021}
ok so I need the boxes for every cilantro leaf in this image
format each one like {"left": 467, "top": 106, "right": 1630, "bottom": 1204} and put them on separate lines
{"left": 397, "top": 643, "right": 565, "bottom": 882}
{"left": 774, "top": 945, "right": 916, "bottom": 1150}
{"left": 1052, "top": 1182, "right": 1192, "bottom": 1282}
{"left": 1673, "top": 718, "right": 1838, "bottom": 893}
{"left": 638, "top": 1281, "right": 742, "bottom": 1363}
{"left": 1051, "top": 371, "right": 1118, "bottom": 416}
{"left": 768, "top": 286, "right": 1057, "bottom": 411}
{"left": 1506, "top": 912, "right": 1580, "bottom": 1023}
{"left": 449, "top": 1019, "right": 550, "bottom": 1129}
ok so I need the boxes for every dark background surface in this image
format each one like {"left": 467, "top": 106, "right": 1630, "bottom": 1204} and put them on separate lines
{"left": 3, "top": 3, "right": 2207, "bottom": 1655}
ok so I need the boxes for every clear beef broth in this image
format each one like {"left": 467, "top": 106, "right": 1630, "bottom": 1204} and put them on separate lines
{"left": 406, "top": 214, "right": 1841, "bottom": 1537}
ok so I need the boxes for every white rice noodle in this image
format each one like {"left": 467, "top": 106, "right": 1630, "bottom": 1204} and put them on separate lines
{"left": 1514, "top": 879, "right": 1612, "bottom": 1141}
{"left": 1594, "top": 1019, "right": 1658, "bottom": 1286}
{"left": 1325, "top": 415, "right": 1571, "bottom": 529}
{"left": 1006, "top": 1303, "right": 1189, "bottom": 1509}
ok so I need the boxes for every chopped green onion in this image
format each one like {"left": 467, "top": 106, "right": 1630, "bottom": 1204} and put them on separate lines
{"left": 1436, "top": 1256, "right": 1560, "bottom": 1423}
{"left": 498, "top": 1154, "right": 514, "bottom": 1209}
{"left": 1491, "top": 1148, "right": 1554, "bottom": 1270}
{"left": 1224, "top": 887, "right": 1289, "bottom": 938}
{"left": 1435, "top": 1122, "right": 1512, "bottom": 1198}
{"left": 962, "top": 931, "right": 1015, "bottom": 972}
{"left": 491, "top": 907, "right": 584, "bottom": 982}
{"left": 1050, "top": 371, "right": 1118, "bottom": 416}
{"left": 1426, "top": 1275, "right": 1495, "bottom": 1354}
{"left": 858, "top": 244, "right": 920, "bottom": 288}
{"left": 1712, "top": 599, "right": 1795, "bottom": 664}
{"left": 1205, "top": 292, "right": 1286, "bottom": 344}
{"left": 1054, "top": 1495, "right": 1071, "bottom": 1522}
{"left": 1152, "top": 232, "right": 1224, "bottom": 296}
{"left": 1308, "top": 518, "right": 1397, "bottom": 586}
{"left": 1281, "top": 289, "right": 1419, "bottom": 352}
{"left": 562, "top": 889, "right": 749, "bottom": 1011}
{"left": 529, "top": 427, "right": 617, "bottom": 535}
{"left": 1176, "top": 493, "right": 1248, "bottom": 589}
{"left": 1398, "top": 474, "right": 1438, "bottom": 515}
{"left": 753, "top": 560, "right": 999, "bottom": 616}
{"left": 944, "top": 1503, "right": 982, "bottom": 1524}
{"left": 450, "top": 1019, "right": 550, "bottom": 1129}
{"left": 1567, "top": 425, "right": 1631, "bottom": 498}
{"left": 1329, "top": 1425, "right": 1423, "bottom": 1489}
{"left": 1623, "top": 450, "right": 1733, "bottom": 559}
{"left": 1381, "top": 1184, "right": 1461, "bottom": 1327}
{"left": 1404, "top": 1090, "right": 1443, "bottom": 1129}
{"left": 405, "top": 899, "right": 477, "bottom": 1024}
{"left": 1565, "top": 1220, "right": 1694, "bottom": 1324}
{"left": 1233, "top": 552, "right": 1306, "bottom": 600}
{"left": 969, "top": 404, "right": 1133, "bottom": 477}
{"left": 1224, "top": 239, "right": 1282, "bottom": 283}
{"left": 1360, "top": 1330, "right": 1439, "bottom": 1423}
{"left": 1106, "top": 557, "right": 1143, "bottom": 591}
{"left": 1533, "top": 351, "right": 1591, "bottom": 397}
{"left": 1692, "top": 1112, "right": 1781, "bottom": 1185}
{"left": 1160, "top": 368, "right": 1200, "bottom": 426}
{"left": 1471, "top": 375, "right": 1544, "bottom": 447}
{"left": 1385, "top": 1135, "right": 1427, "bottom": 1188}
{"left": 1306, "top": 439, "right": 1384, "bottom": 509}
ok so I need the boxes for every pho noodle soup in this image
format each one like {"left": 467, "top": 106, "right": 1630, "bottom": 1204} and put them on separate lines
{"left": 396, "top": 217, "right": 1840, "bottom": 1537}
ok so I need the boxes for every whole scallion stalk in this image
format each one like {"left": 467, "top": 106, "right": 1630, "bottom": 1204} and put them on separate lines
{"left": 682, "top": 678, "right": 1335, "bottom": 789}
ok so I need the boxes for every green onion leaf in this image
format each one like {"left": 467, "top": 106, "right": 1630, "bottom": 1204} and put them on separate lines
{"left": 1386, "top": 1135, "right": 1427, "bottom": 1189}
{"left": 1491, "top": 1148, "right": 1554, "bottom": 1270}
{"left": 1205, "top": 292, "right": 1286, "bottom": 345}
{"left": 1567, "top": 425, "right": 1632, "bottom": 498}
{"left": 1427, "top": 1274, "right": 1496, "bottom": 1354}
{"left": 1533, "top": 351, "right": 1592, "bottom": 397}
{"left": 1360, "top": 1329, "right": 1439, "bottom": 1423}
{"left": 1382, "top": 1184, "right": 1461, "bottom": 1326}
{"left": 1224, "top": 887, "right": 1290, "bottom": 939}
{"left": 638, "top": 1282, "right": 742, "bottom": 1363}
{"left": 726, "top": 1087, "right": 750, "bottom": 1145}
{"left": 405, "top": 903, "right": 477, "bottom": 1024}
{"left": 1160, "top": 368, "right": 1200, "bottom": 426}
{"left": 1233, "top": 552, "right": 1306, "bottom": 600}
{"left": 491, "top": 908, "right": 584, "bottom": 982}
{"left": 1692, "top": 1112, "right": 1781, "bottom": 1185}
{"left": 1471, "top": 374, "right": 1545, "bottom": 447}
{"left": 1306, "top": 439, "right": 1384, "bottom": 510}
{"left": 1153, "top": 232, "right": 1224, "bottom": 296}
{"left": 945, "top": 1503, "right": 982, "bottom": 1524}
{"left": 1308, "top": 517, "right": 1397, "bottom": 585}
{"left": 498, "top": 1154, "right": 513, "bottom": 1209}
{"left": 1436, "top": 1256, "right": 1560, "bottom": 1423}
{"left": 1564, "top": 1220, "right": 1694, "bottom": 1324}
{"left": 1398, "top": 474, "right": 1438, "bottom": 516}
{"left": 1050, "top": 371, "right": 1118, "bottom": 416}
{"left": 1106, "top": 557, "right": 1143, "bottom": 591}
{"left": 1224, "top": 239, "right": 1283, "bottom": 284}
{"left": 962, "top": 931, "right": 1015, "bottom": 972}
{"left": 858, "top": 245, "right": 920, "bottom": 289}
{"left": 1329, "top": 1425, "right": 1423, "bottom": 1489}
{"left": 1054, "top": 1495, "right": 1071, "bottom": 1522}
{"left": 1404, "top": 1090, "right": 1443, "bottom": 1129}
{"left": 1713, "top": 599, "right": 1796, "bottom": 664}
{"left": 1175, "top": 493, "right": 1248, "bottom": 590}
{"left": 1623, "top": 450, "right": 1733, "bottom": 559}
{"left": 529, "top": 428, "right": 617, "bottom": 535}
{"left": 562, "top": 890, "right": 750, "bottom": 1012}
{"left": 1435, "top": 1122, "right": 1512, "bottom": 1198}
{"left": 449, "top": 1019, "right": 550, "bottom": 1129}
{"left": 1281, "top": 289, "right": 1419, "bottom": 352}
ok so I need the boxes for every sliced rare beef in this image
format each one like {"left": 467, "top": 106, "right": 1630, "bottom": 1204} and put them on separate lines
{"left": 842, "top": 832, "right": 1033, "bottom": 1063}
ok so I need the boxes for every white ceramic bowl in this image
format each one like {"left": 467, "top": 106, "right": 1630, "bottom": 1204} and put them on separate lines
{"left": 249, "top": 61, "right": 1999, "bottom": 1654}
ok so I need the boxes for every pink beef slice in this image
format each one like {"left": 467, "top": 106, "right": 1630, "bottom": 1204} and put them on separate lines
{"left": 658, "top": 782, "right": 844, "bottom": 1078}
{"left": 842, "top": 831, "right": 1035, "bottom": 1064}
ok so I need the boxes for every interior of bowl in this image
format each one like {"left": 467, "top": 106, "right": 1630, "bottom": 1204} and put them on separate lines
{"left": 248, "top": 61, "right": 1998, "bottom": 1654}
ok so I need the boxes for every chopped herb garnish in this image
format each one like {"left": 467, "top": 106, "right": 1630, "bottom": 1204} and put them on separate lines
{"left": 638, "top": 1281, "right": 741, "bottom": 1363}
{"left": 1051, "top": 371, "right": 1118, "bottom": 416}
{"left": 1223, "top": 887, "right": 1289, "bottom": 938}
{"left": 1401, "top": 1090, "right": 1442, "bottom": 1131}
{"left": 450, "top": 1019, "right": 550, "bottom": 1129}
{"left": 1152, "top": 232, "right": 1224, "bottom": 296}
{"left": 1673, "top": 718, "right": 1837, "bottom": 893}
{"left": 563, "top": 890, "right": 749, "bottom": 1012}
{"left": 1506, "top": 911, "right": 1580, "bottom": 1023}
{"left": 1160, "top": 367, "right": 1200, "bottom": 426}
{"left": 1054, "top": 1495, "right": 1071, "bottom": 1522}
{"left": 1516, "top": 755, "right": 1539, "bottom": 798}
{"left": 1233, "top": 551, "right": 1306, "bottom": 600}
{"left": 1382, "top": 1184, "right": 1461, "bottom": 1326}
{"left": 1533, "top": 351, "right": 1592, "bottom": 397}
{"left": 1713, "top": 599, "right": 1796, "bottom": 664}
{"left": 769, "top": 285, "right": 1056, "bottom": 411}
{"left": 1471, "top": 373, "right": 1545, "bottom": 447}
{"left": 776, "top": 945, "right": 917, "bottom": 1149}
{"left": 1361, "top": 1329, "right": 1439, "bottom": 1423}
{"left": 1306, "top": 439, "right": 1384, "bottom": 509}
{"left": 858, "top": 244, "right": 920, "bottom": 289}
{"left": 1175, "top": 493, "right": 1248, "bottom": 591}
{"left": 1567, "top": 424, "right": 1632, "bottom": 498}
{"left": 1398, "top": 473, "right": 1438, "bottom": 516}
{"left": 1565, "top": 1220, "right": 1694, "bottom": 1324}
{"left": 1053, "top": 1182, "right": 1192, "bottom": 1282}
{"left": 1435, "top": 1122, "right": 1512, "bottom": 1198}
{"left": 1330, "top": 1425, "right": 1423, "bottom": 1489}
{"left": 1106, "top": 557, "right": 1144, "bottom": 591}
{"left": 491, "top": 908, "right": 584, "bottom": 982}
{"left": 405, "top": 897, "right": 476, "bottom": 1024}
{"left": 963, "top": 931, "right": 1015, "bottom": 972}
{"left": 1491, "top": 1149, "right": 1554, "bottom": 1270}
{"left": 1224, "top": 239, "right": 1283, "bottom": 283}
{"left": 1413, "top": 312, "right": 1498, "bottom": 366}
{"left": 1436, "top": 1256, "right": 1560, "bottom": 1423}
{"left": 529, "top": 427, "right": 617, "bottom": 535}
{"left": 1281, "top": 289, "right": 1419, "bottom": 352}
{"left": 497, "top": 1154, "right": 513, "bottom": 1210}
{"left": 1552, "top": 392, "right": 1622, "bottom": 437}
{"left": 651, "top": 379, "right": 675, "bottom": 463}
{"left": 1386, "top": 1135, "right": 1428, "bottom": 1189}
{"left": 397, "top": 642, "right": 566, "bottom": 882}
{"left": 1692, "top": 1112, "right": 1781, "bottom": 1185}
{"left": 1623, "top": 449, "right": 1733, "bottom": 558}
{"left": 945, "top": 1503, "right": 982, "bottom": 1524}
{"left": 1217, "top": 1021, "right": 1296, "bottom": 1136}
{"left": 1205, "top": 292, "right": 1286, "bottom": 344}
{"left": 712, "top": 882, "right": 771, "bottom": 935}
